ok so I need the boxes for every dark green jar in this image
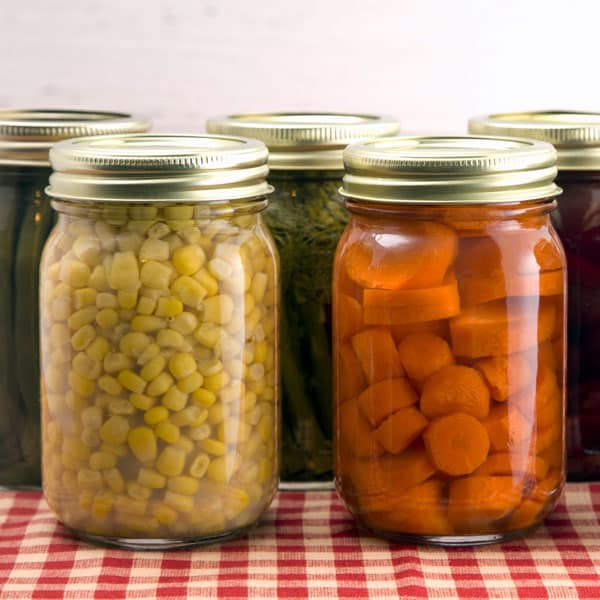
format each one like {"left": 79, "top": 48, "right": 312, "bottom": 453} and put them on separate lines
{"left": 207, "top": 113, "right": 400, "bottom": 483}
{"left": 0, "top": 110, "right": 150, "bottom": 487}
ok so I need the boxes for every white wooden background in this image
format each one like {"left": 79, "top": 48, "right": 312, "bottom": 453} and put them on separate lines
{"left": 1, "top": 0, "right": 599, "bottom": 135}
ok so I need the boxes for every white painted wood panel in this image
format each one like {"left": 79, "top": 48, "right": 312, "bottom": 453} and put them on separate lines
{"left": 1, "top": 0, "right": 598, "bottom": 134}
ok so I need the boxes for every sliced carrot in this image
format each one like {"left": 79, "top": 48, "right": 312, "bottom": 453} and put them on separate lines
{"left": 373, "top": 406, "right": 429, "bottom": 455}
{"left": 390, "top": 319, "right": 449, "bottom": 343}
{"left": 338, "top": 397, "right": 384, "bottom": 459}
{"left": 474, "top": 452, "right": 549, "bottom": 481}
{"left": 337, "top": 293, "right": 363, "bottom": 341}
{"left": 450, "top": 297, "right": 556, "bottom": 358}
{"left": 527, "top": 469, "right": 563, "bottom": 503}
{"left": 351, "top": 328, "right": 404, "bottom": 384}
{"left": 397, "top": 333, "right": 454, "bottom": 390}
{"left": 420, "top": 365, "right": 490, "bottom": 419}
{"left": 537, "top": 340, "right": 558, "bottom": 372}
{"left": 455, "top": 237, "right": 503, "bottom": 278}
{"left": 423, "top": 412, "right": 490, "bottom": 476}
{"left": 534, "top": 422, "right": 562, "bottom": 456}
{"left": 504, "top": 498, "right": 546, "bottom": 531}
{"left": 511, "top": 364, "right": 562, "bottom": 429}
{"left": 357, "top": 378, "right": 418, "bottom": 427}
{"left": 538, "top": 443, "right": 563, "bottom": 470}
{"left": 337, "top": 343, "right": 367, "bottom": 403}
{"left": 347, "top": 445, "right": 436, "bottom": 502}
{"left": 533, "top": 237, "right": 564, "bottom": 273}
{"left": 483, "top": 404, "right": 532, "bottom": 453}
{"left": 363, "top": 276, "right": 460, "bottom": 326}
{"left": 459, "top": 270, "right": 564, "bottom": 306}
{"left": 448, "top": 476, "right": 523, "bottom": 532}
{"left": 364, "top": 480, "right": 453, "bottom": 536}
{"left": 552, "top": 337, "right": 563, "bottom": 367}
{"left": 345, "top": 222, "right": 456, "bottom": 290}
{"left": 474, "top": 355, "right": 533, "bottom": 402}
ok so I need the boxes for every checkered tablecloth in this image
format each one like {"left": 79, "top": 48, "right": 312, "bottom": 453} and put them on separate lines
{"left": 0, "top": 485, "right": 599, "bottom": 599}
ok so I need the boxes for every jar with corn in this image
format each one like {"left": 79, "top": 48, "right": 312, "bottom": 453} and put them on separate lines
{"left": 40, "top": 134, "right": 279, "bottom": 548}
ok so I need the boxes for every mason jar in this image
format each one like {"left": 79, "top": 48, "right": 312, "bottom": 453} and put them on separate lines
{"left": 40, "top": 134, "right": 279, "bottom": 549}
{"left": 207, "top": 113, "right": 400, "bottom": 484}
{"left": 469, "top": 112, "right": 600, "bottom": 480}
{"left": 333, "top": 136, "right": 566, "bottom": 545}
{"left": 0, "top": 109, "right": 149, "bottom": 487}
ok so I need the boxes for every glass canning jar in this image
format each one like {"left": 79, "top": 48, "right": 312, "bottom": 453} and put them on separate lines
{"left": 207, "top": 113, "right": 400, "bottom": 484}
{"left": 40, "top": 134, "right": 279, "bottom": 549}
{"left": 470, "top": 112, "right": 600, "bottom": 480}
{"left": 0, "top": 110, "right": 150, "bottom": 488}
{"left": 333, "top": 136, "right": 566, "bottom": 546}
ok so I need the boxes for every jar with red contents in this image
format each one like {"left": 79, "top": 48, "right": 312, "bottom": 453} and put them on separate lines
{"left": 470, "top": 112, "right": 600, "bottom": 480}
{"left": 333, "top": 136, "right": 566, "bottom": 545}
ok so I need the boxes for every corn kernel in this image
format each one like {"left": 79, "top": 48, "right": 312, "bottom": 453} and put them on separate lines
{"left": 103, "top": 468, "right": 125, "bottom": 494}
{"left": 95, "top": 292, "right": 117, "bottom": 309}
{"left": 162, "top": 386, "right": 188, "bottom": 411}
{"left": 119, "top": 332, "right": 151, "bottom": 358}
{"left": 169, "top": 312, "right": 198, "bottom": 335}
{"left": 208, "top": 257, "right": 232, "bottom": 281}
{"left": 89, "top": 450, "right": 117, "bottom": 470}
{"left": 155, "top": 296, "right": 183, "bottom": 318}
{"left": 170, "top": 275, "right": 207, "bottom": 310}
{"left": 117, "top": 231, "right": 142, "bottom": 253}
{"left": 208, "top": 402, "right": 229, "bottom": 425}
{"left": 130, "top": 393, "right": 154, "bottom": 411}
{"left": 193, "top": 268, "right": 219, "bottom": 296}
{"left": 241, "top": 390, "right": 257, "bottom": 413}
{"left": 176, "top": 371, "right": 203, "bottom": 394}
{"left": 113, "top": 495, "right": 147, "bottom": 517}
{"left": 167, "top": 475, "right": 199, "bottom": 495}
{"left": 131, "top": 315, "right": 167, "bottom": 334}
{"left": 78, "top": 468, "right": 103, "bottom": 489}
{"left": 203, "top": 294, "right": 234, "bottom": 325}
{"left": 103, "top": 352, "right": 133, "bottom": 374}
{"left": 127, "top": 481, "right": 152, "bottom": 500}
{"left": 256, "top": 414, "right": 274, "bottom": 443}
{"left": 139, "top": 356, "right": 164, "bottom": 383}
{"left": 71, "top": 372, "right": 96, "bottom": 397}
{"left": 108, "top": 399, "right": 135, "bottom": 416}
{"left": 167, "top": 352, "right": 196, "bottom": 380}
{"left": 198, "top": 438, "right": 227, "bottom": 456}
{"left": 206, "top": 456, "right": 234, "bottom": 484}
{"left": 146, "top": 372, "right": 173, "bottom": 396}
{"left": 51, "top": 297, "right": 71, "bottom": 321}
{"left": 68, "top": 306, "right": 98, "bottom": 330}
{"left": 100, "top": 416, "right": 130, "bottom": 445}
{"left": 144, "top": 405, "right": 169, "bottom": 425}
{"left": 81, "top": 406, "right": 103, "bottom": 429}
{"left": 74, "top": 287, "right": 97, "bottom": 309}
{"left": 50, "top": 322, "right": 71, "bottom": 347}
{"left": 127, "top": 426, "right": 157, "bottom": 462}
{"left": 91, "top": 490, "right": 114, "bottom": 519}
{"left": 188, "top": 424, "right": 211, "bottom": 441}
{"left": 83, "top": 337, "right": 108, "bottom": 362}
{"left": 156, "top": 446, "right": 186, "bottom": 477}
{"left": 137, "top": 296, "right": 157, "bottom": 315}
{"left": 164, "top": 490, "right": 193, "bottom": 513}
{"left": 95, "top": 308, "right": 118, "bottom": 329}
{"left": 155, "top": 421, "right": 180, "bottom": 444}
{"left": 139, "top": 238, "right": 169, "bottom": 261}
{"left": 81, "top": 427, "right": 101, "bottom": 448}
{"left": 189, "top": 453, "right": 210, "bottom": 478}
{"left": 140, "top": 260, "right": 172, "bottom": 289}
{"left": 117, "top": 370, "right": 147, "bottom": 394}
{"left": 172, "top": 406, "right": 207, "bottom": 427}
{"left": 204, "top": 370, "right": 231, "bottom": 392}
{"left": 117, "top": 290, "right": 138, "bottom": 309}
{"left": 157, "top": 329, "right": 184, "bottom": 348}
{"left": 194, "top": 322, "right": 221, "bottom": 348}
{"left": 109, "top": 251, "right": 139, "bottom": 291}
{"left": 223, "top": 487, "right": 250, "bottom": 519}
{"left": 137, "top": 342, "right": 160, "bottom": 366}
{"left": 192, "top": 388, "right": 216, "bottom": 408}
{"left": 147, "top": 222, "right": 170, "bottom": 239}
{"left": 60, "top": 258, "right": 91, "bottom": 288}
{"left": 173, "top": 245, "right": 206, "bottom": 276}
{"left": 218, "top": 418, "right": 250, "bottom": 445}
{"left": 174, "top": 435, "right": 194, "bottom": 453}
{"left": 250, "top": 272, "right": 268, "bottom": 303}
{"left": 138, "top": 468, "right": 167, "bottom": 489}
{"left": 153, "top": 502, "right": 178, "bottom": 525}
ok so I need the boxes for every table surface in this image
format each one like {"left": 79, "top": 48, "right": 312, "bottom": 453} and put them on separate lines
{"left": 0, "top": 485, "right": 599, "bottom": 600}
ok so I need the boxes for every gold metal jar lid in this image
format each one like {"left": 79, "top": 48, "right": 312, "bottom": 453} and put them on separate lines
{"left": 0, "top": 109, "right": 151, "bottom": 167}
{"left": 340, "top": 136, "right": 560, "bottom": 204}
{"left": 46, "top": 133, "right": 272, "bottom": 203}
{"left": 469, "top": 111, "right": 600, "bottom": 170}
{"left": 206, "top": 112, "right": 400, "bottom": 170}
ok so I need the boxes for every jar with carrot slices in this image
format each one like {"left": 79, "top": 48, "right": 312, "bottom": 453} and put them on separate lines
{"left": 333, "top": 136, "right": 566, "bottom": 545}
{"left": 470, "top": 112, "right": 600, "bottom": 481}
{"left": 207, "top": 113, "right": 400, "bottom": 484}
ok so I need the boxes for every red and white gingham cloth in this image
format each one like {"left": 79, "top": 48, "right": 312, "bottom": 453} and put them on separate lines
{"left": 0, "top": 485, "right": 599, "bottom": 599}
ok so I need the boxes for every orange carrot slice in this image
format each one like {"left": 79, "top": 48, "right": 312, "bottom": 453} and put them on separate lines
{"left": 504, "top": 498, "right": 546, "bottom": 531}
{"left": 390, "top": 319, "right": 449, "bottom": 343}
{"left": 351, "top": 328, "right": 404, "bottom": 384}
{"left": 338, "top": 397, "right": 384, "bottom": 459}
{"left": 423, "top": 412, "right": 490, "bottom": 476}
{"left": 474, "top": 355, "right": 533, "bottom": 402}
{"left": 534, "top": 422, "right": 562, "bottom": 456}
{"left": 363, "top": 276, "right": 460, "bottom": 326}
{"left": 337, "top": 293, "right": 363, "bottom": 341}
{"left": 450, "top": 298, "right": 556, "bottom": 358}
{"left": 511, "top": 364, "right": 562, "bottom": 429}
{"left": 337, "top": 343, "right": 367, "bottom": 403}
{"left": 538, "top": 443, "right": 562, "bottom": 470}
{"left": 357, "top": 378, "right": 418, "bottom": 427}
{"left": 459, "top": 270, "right": 564, "bottom": 306}
{"left": 474, "top": 452, "right": 549, "bottom": 481}
{"left": 397, "top": 333, "right": 454, "bottom": 390}
{"left": 448, "top": 476, "right": 523, "bottom": 532}
{"left": 347, "top": 445, "right": 436, "bottom": 502}
{"left": 364, "top": 480, "right": 453, "bottom": 535}
{"left": 483, "top": 404, "right": 532, "bottom": 453}
{"left": 527, "top": 469, "right": 563, "bottom": 503}
{"left": 373, "top": 406, "right": 429, "bottom": 455}
{"left": 345, "top": 222, "right": 457, "bottom": 291}
{"left": 420, "top": 365, "right": 490, "bottom": 419}
{"left": 537, "top": 340, "right": 558, "bottom": 372}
